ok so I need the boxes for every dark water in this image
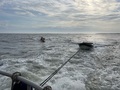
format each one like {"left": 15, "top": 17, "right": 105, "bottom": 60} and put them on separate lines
{"left": 0, "top": 33, "right": 120, "bottom": 90}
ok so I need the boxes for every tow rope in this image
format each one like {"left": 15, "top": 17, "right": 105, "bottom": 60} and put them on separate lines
{"left": 40, "top": 49, "right": 80, "bottom": 87}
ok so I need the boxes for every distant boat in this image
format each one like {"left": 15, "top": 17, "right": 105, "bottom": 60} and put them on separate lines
{"left": 78, "top": 42, "right": 93, "bottom": 50}
{"left": 40, "top": 37, "right": 45, "bottom": 42}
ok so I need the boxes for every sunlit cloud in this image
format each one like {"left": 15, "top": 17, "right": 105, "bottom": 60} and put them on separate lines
{"left": 0, "top": 0, "right": 120, "bottom": 33}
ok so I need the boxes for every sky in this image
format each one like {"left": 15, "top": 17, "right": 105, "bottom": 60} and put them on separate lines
{"left": 0, "top": 0, "right": 120, "bottom": 33}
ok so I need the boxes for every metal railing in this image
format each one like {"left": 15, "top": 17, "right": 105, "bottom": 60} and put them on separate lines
{"left": 0, "top": 70, "right": 43, "bottom": 90}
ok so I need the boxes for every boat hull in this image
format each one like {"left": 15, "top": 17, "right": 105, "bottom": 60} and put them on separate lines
{"left": 78, "top": 42, "right": 93, "bottom": 50}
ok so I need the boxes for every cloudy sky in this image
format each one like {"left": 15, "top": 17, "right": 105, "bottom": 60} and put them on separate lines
{"left": 0, "top": 0, "right": 120, "bottom": 33}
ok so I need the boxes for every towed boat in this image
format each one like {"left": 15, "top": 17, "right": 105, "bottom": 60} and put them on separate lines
{"left": 78, "top": 42, "right": 93, "bottom": 50}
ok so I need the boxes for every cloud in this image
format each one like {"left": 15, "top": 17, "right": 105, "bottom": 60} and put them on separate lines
{"left": 0, "top": 0, "right": 120, "bottom": 33}
{"left": 0, "top": 21, "right": 8, "bottom": 29}
{"left": 0, "top": 0, "right": 120, "bottom": 18}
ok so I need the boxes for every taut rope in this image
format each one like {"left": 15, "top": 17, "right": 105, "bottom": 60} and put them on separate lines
{"left": 40, "top": 49, "right": 80, "bottom": 87}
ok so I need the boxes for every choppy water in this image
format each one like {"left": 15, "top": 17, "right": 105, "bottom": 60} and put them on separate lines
{"left": 0, "top": 33, "right": 120, "bottom": 90}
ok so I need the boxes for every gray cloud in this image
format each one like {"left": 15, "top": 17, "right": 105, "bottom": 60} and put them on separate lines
{"left": 0, "top": 0, "right": 120, "bottom": 32}
{"left": 0, "top": 0, "right": 119, "bottom": 17}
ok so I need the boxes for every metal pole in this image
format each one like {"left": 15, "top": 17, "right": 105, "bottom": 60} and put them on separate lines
{"left": 0, "top": 70, "right": 43, "bottom": 90}
{"left": 0, "top": 70, "right": 12, "bottom": 77}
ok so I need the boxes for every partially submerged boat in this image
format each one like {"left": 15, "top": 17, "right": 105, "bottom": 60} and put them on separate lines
{"left": 78, "top": 42, "right": 93, "bottom": 50}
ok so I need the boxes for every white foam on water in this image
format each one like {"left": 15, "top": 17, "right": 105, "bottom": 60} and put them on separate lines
{"left": 50, "top": 77, "right": 86, "bottom": 90}
{"left": 0, "top": 34, "right": 120, "bottom": 90}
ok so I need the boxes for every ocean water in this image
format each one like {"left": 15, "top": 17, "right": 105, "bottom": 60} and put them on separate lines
{"left": 0, "top": 33, "right": 120, "bottom": 90}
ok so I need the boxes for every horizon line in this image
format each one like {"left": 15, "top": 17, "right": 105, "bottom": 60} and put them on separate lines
{"left": 0, "top": 32, "right": 120, "bottom": 34}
